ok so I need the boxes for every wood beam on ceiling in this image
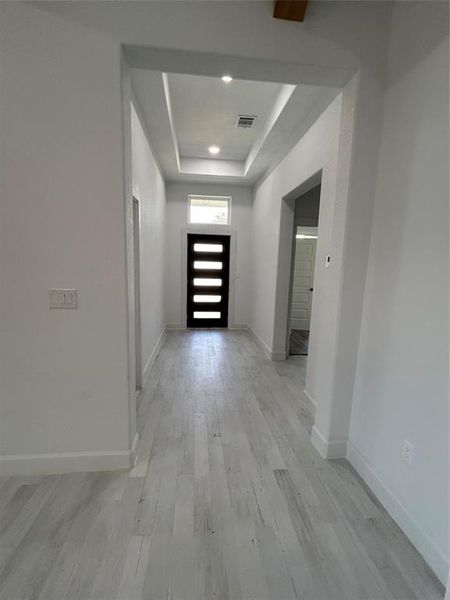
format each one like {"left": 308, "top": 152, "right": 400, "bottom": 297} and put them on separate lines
{"left": 273, "top": 0, "right": 309, "bottom": 22}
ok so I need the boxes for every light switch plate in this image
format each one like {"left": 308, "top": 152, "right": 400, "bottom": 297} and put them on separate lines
{"left": 49, "top": 289, "right": 78, "bottom": 309}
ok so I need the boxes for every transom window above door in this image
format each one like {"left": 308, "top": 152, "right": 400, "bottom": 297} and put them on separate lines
{"left": 188, "top": 195, "right": 231, "bottom": 225}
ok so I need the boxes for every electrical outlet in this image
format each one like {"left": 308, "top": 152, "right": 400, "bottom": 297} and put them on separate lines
{"left": 402, "top": 440, "right": 414, "bottom": 465}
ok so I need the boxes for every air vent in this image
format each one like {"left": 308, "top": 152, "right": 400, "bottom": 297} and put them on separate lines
{"left": 235, "top": 114, "right": 257, "bottom": 129}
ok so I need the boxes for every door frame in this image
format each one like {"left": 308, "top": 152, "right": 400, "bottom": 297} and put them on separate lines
{"left": 180, "top": 226, "right": 237, "bottom": 328}
{"left": 132, "top": 197, "right": 142, "bottom": 390}
{"left": 274, "top": 172, "right": 323, "bottom": 360}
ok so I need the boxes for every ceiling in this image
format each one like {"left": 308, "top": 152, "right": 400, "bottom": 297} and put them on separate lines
{"left": 168, "top": 74, "right": 282, "bottom": 162}
{"left": 131, "top": 70, "right": 339, "bottom": 185}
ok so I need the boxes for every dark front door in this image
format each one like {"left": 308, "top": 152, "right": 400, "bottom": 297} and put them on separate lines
{"left": 187, "top": 234, "right": 230, "bottom": 328}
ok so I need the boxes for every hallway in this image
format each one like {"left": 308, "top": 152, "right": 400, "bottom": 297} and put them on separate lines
{"left": 0, "top": 331, "right": 443, "bottom": 600}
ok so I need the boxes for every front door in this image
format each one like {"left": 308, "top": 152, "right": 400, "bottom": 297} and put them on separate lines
{"left": 187, "top": 234, "right": 230, "bottom": 328}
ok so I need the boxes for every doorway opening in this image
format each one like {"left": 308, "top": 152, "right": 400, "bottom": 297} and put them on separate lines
{"left": 288, "top": 184, "right": 321, "bottom": 357}
{"left": 132, "top": 197, "right": 142, "bottom": 391}
{"left": 186, "top": 233, "right": 231, "bottom": 328}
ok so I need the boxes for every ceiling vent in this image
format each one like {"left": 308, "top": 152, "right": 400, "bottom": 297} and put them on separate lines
{"left": 235, "top": 114, "right": 257, "bottom": 129}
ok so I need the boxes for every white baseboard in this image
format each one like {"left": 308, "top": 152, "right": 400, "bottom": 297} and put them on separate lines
{"left": 303, "top": 388, "right": 317, "bottom": 416}
{"left": 248, "top": 325, "right": 286, "bottom": 361}
{"left": 310, "top": 425, "right": 347, "bottom": 459}
{"left": 248, "top": 325, "right": 273, "bottom": 359}
{"left": 347, "top": 440, "right": 449, "bottom": 585}
{"left": 167, "top": 323, "right": 249, "bottom": 331}
{"left": 165, "top": 323, "right": 185, "bottom": 330}
{"left": 129, "top": 432, "right": 139, "bottom": 468}
{"left": 0, "top": 445, "right": 136, "bottom": 476}
{"left": 142, "top": 326, "right": 167, "bottom": 387}
{"left": 271, "top": 350, "right": 287, "bottom": 361}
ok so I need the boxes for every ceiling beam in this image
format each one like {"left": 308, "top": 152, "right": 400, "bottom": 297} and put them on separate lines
{"left": 273, "top": 0, "right": 309, "bottom": 22}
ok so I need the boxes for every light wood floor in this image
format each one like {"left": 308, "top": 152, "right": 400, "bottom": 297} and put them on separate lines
{"left": 0, "top": 330, "right": 444, "bottom": 600}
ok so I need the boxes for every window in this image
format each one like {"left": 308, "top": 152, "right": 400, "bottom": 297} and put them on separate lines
{"left": 193, "top": 261, "right": 222, "bottom": 270}
{"left": 188, "top": 195, "right": 230, "bottom": 225}
{"left": 193, "top": 295, "right": 221, "bottom": 303}
{"left": 193, "top": 243, "right": 223, "bottom": 253}
{"left": 193, "top": 278, "right": 222, "bottom": 287}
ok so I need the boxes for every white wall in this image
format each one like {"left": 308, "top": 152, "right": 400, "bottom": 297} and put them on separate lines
{"left": 0, "top": 2, "right": 132, "bottom": 472}
{"left": 294, "top": 185, "right": 321, "bottom": 226}
{"left": 0, "top": 0, "right": 393, "bottom": 476}
{"left": 250, "top": 93, "right": 345, "bottom": 385}
{"left": 250, "top": 37, "right": 389, "bottom": 457}
{"left": 348, "top": 1, "right": 449, "bottom": 584}
{"left": 35, "top": 1, "right": 395, "bottom": 90}
{"left": 131, "top": 104, "right": 166, "bottom": 382}
{"left": 165, "top": 183, "right": 253, "bottom": 328}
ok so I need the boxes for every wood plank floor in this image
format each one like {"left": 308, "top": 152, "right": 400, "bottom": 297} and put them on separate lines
{"left": 0, "top": 330, "right": 444, "bottom": 600}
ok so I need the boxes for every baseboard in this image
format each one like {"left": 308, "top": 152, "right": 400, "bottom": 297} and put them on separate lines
{"left": 248, "top": 325, "right": 287, "bottom": 361}
{"left": 129, "top": 432, "right": 139, "bottom": 468}
{"left": 303, "top": 387, "right": 317, "bottom": 416}
{"left": 310, "top": 425, "right": 347, "bottom": 459}
{"left": 0, "top": 445, "right": 136, "bottom": 476}
{"left": 167, "top": 323, "right": 249, "bottom": 331}
{"left": 247, "top": 325, "right": 273, "bottom": 359}
{"left": 166, "top": 323, "right": 185, "bottom": 330}
{"left": 142, "top": 326, "right": 167, "bottom": 387}
{"left": 347, "top": 440, "right": 449, "bottom": 585}
{"left": 270, "top": 350, "right": 287, "bottom": 361}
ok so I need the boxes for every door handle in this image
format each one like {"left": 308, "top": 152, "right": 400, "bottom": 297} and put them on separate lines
{"left": 309, "top": 288, "right": 313, "bottom": 291}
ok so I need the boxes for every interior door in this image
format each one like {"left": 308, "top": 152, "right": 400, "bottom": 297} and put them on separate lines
{"left": 291, "top": 238, "right": 316, "bottom": 331}
{"left": 187, "top": 234, "right": 230, "bottom": 328}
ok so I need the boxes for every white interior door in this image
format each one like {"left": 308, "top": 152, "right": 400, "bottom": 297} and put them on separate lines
{"left": 290, "top": 238, "right": 316, "bottom": 331}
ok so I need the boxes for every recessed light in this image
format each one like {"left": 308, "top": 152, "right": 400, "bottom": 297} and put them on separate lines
{"left": 208, "top": 145, "right": 220, "bottom": 155}
{"left": 221, "top": 75, "right": 233, "bottom": 83}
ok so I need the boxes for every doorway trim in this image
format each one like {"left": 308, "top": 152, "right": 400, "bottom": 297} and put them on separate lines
{"left": 271, "top": 171, "right": 323, "bottom": 360}
{"left": 180, "top": 225, "right": 237, "bottom": 328}
{"left": 132, "top": 197, "right": 143, "bottom": 390}
{"left": 122, "top": 65, "right": 138, "bottom": 464}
